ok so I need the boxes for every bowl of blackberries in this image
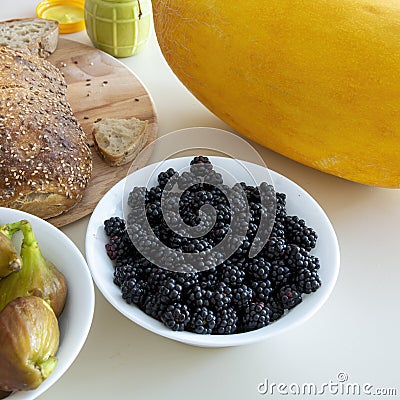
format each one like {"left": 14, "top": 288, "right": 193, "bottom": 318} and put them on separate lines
{"left": 86, "top": 156, "right": 339, "bottom": 347}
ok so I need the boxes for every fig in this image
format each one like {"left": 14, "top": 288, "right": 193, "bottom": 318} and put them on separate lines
{"left": 0, "top": 296, "right": 60, "bottom": 392}
{"left": 0, "top": 220, "right": 67, "bottom": 317}
{"left": 0, "top": 222, "right": 22, "bottom": 278}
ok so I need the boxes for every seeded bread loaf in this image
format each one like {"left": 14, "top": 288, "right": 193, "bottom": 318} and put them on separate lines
{"left": 0, "top": 47, "right": 92, "bottom": 219}
{"left": 92, "top": 117, "right": 149, "bottom": 166}
{"left": 0, "top": 18, "right": 59, "bottom": 59}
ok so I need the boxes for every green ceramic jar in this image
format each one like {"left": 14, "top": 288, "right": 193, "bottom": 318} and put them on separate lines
{"left": 84, "top": 0, "right": 151, "bottom": 57}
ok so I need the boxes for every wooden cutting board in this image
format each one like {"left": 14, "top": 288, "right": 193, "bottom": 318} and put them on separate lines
{"left": 46, "top": 38, "right": 158, "bottom": 227}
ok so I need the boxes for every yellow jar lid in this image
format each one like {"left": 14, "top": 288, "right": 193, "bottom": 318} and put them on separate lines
{"left": 36, "top": 0, "right": 85, "bottom": 34}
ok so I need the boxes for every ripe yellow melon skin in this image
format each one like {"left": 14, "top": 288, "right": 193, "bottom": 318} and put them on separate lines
{"left": 152, "top": 0, "right": 400, "bottom": 188}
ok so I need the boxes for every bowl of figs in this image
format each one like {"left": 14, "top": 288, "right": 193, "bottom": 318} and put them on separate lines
{"left": 0, "top": 207, "right": 95, "bottom": 400}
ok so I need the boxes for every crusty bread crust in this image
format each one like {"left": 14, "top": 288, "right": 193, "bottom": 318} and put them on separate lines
{"left": 0, "top": 45, "right": 66, "bottom": 95}
{"left": 0, "top": 18, "right": 59, "bottom": 59}
{"left": 0, "top": 48, "right": 92, "bottom": 219}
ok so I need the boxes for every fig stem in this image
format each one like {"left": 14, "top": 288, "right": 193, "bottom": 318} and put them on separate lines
{"left": 0, "top": 220, "right": 23, "bottom": 240}
{"left": 18, "top": 220, "right": 47, "bottom": 276}
{"left": 19, "top": 220, "right": 38, "bottom": 248}
{"left": 38, "top": 356, "right": 58, "bottom": 379}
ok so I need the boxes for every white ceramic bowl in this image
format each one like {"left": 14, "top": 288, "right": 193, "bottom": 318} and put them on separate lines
{"left": 86, "top": 156, "right": 340, "bottom": 347}
{"left": 0, "top": 207, "right": 95, "bottom": 399}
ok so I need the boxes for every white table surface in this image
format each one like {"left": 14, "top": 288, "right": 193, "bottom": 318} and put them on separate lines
{"left": 2, "top": 2, "right": 400, "bottom": 399}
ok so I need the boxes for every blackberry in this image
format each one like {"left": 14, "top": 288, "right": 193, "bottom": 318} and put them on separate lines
{"left": 146, "top": 185, "right": 163, "bottom": 204}
{"left": 271, "top": 220, "right": 286, "bottom": 240}
{"left": 306, "top": 255, "right": 320, "bottom": 271}
{"left": 187, "top": 182, "right": 204, "bottom": 194}
{"left": 141, "top": 294, "right": 167, "bottom": 321}
{"left": 233, "top": 235, "right": 252, "bottom": 257}
{"left": 163, "top": 252, "right": 188, "bottom": 273}
{"left": 213, "top": 307, "right": 238, "bottom": 335}
{"left": 147, "top": 266, "right": 172, "bottom": 291}
{"left": 262, "top": 237, "right": 286, "bottom": 260}
{"left": 215, "top": 203, "right": 231, "bottom": 225}
{"left": 210, "top": 222, "right": 229, "bottom": 243}
{"left": 229, "top": 184, "right": 249, "bottom": 213}
{"left": 231, "top": 284, "right": 253, "bottom": 309}
{"left": 115, "top": 255, "right": 136, "bottom": 268}
{"left": 121, "top": 278, "right": 148, "bottom": 305}
{"left": 158, "top": 277, "right": 183, "bottom": 304}
{"left": 190, "top": 156, "right": 213, "bottom": 176}
{"left": 105, "top": 231, "right": 136, "bottom": 260}
{"left": 285, "top": 215, "right": 318, "bottom": 251}
{"left": 198, "top": 267, "right": 219, "bottom": 288}
{"left": 177, "top": 171, "right": 198, "bottom": 190}
{"left": 265, "top": 297, "right": 285, "bottom": 322}
{"left": 146, "top": 201, "right": 162, "bottom": 225}
{"left": 192, "top": 189, "right": 214, "bottom": 209}
{"left": 189, "top": 307, "right": 216, "bottom": 334}
{"left": 128, "top": 223, "right": 164, "bottom": 260}
{"left": 250, "top": 280, "right": 273, "bottom": 302}
{"left": 283, "top": 244, "right": 320, "bottom": 271}
{"left": 210, "top": 282, "right": 233, "bottom": 311}
{"left": 168, "top": 234, "right": 189, "bottom": 250}
{"left": 187, "top": 284, "right": 213, "bottom": 308}
{"left": 219, "top": 258, "right": 246, "bottom": 287}
{"left": 124, "top": 256, "right": 153, "bottom": 281}
{"left": 259, "top": 182, "right": 276, "bottom": 211}
{"left": 275, "top": 192, "right": 287, "bottom": 222}
{"left": 190, "top": 254, "right": 221, "bottom": 275}
{"left": 158, "top": 168, "right": 177, "bottom": 189}
{"left": 175, "top": 271, "right": 199, "bottom": 290}
{"left": 160, "top": 192, "right": 180, "bottom": 216}
{"left": 183, "top": 238, "right": 213, "bottom": 253}
{"left": 249, "top": 200, "right": 263, "bottom": 216}
{"left": 207, "top": 186, "right": 229, "bottom": 207}
{"left": 245, "top": 256, "right": 270, "bottom": 281}
{"left": 241, "top": 301, "right": 270, "bottom": 332}
{"left": 113, "top": 264, "right": 138, "bottom": 287}
{"left": 296, "top": 268, "right": 321, "bottom": 294}
{"left": 190, "top": 155, "right": 212, "bottom": 166}
{"left": 128, "top": 186, "right": 147, "bottom": 209}
{"left": 126, "top": 206, "right": 144, "bottom": 227}
{"left": 104, "top": 216, "right": 126, "bottom": 237}
{"left": 240, "top": 183, "right": 260, "bottom": 203}
{"left": 203, "top": 170, "right": 224, "bottom": 186}
{"left": 278, "top": 285, "right": 302, "bottom": 309}
{"left": 161, "top": 303, "right": 190, "bottom": 331}
{"left": 269, "top": 260, "right": 292, "bottom": 286}
{"left": 152, "top": 222, "right": 174, "bottom": 246}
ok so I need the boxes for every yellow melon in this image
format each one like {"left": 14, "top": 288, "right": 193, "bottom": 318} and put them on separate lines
{"left": 152, "top": 0, "right": 400, "bottom": 188}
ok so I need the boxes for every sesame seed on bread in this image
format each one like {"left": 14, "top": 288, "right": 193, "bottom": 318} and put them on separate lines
{"left": 0, "top": 46, "right": 66, "bottom": 95}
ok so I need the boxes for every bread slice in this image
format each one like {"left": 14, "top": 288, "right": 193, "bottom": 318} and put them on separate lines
{"left": 0, "top": 18, "right": 59, "bottom": 59}
{"left": 93, "top": 117, "right": 149, "bottom": 167}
